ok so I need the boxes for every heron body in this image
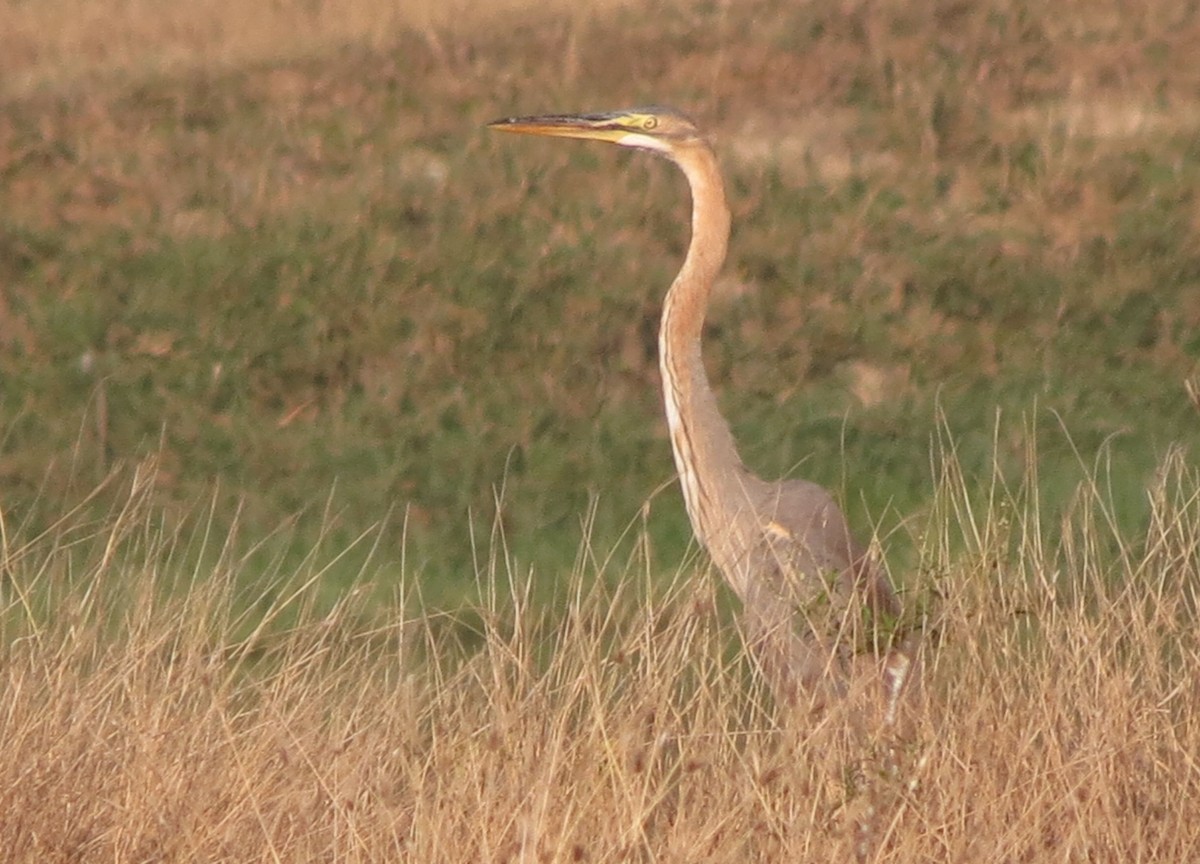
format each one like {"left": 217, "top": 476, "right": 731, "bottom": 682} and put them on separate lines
{"left": 489, "top": 108, "right": 909, "bottom": 712}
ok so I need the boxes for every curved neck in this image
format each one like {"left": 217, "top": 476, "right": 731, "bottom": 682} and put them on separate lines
{"left": 658, "top": 143, "right": 744, "bottom": 540}
{"left": 664, "top": 146, "right": 731, "bottom": 346}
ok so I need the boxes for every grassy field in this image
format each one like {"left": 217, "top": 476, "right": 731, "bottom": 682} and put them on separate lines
{"left": 1, "top": 0, "right": 1200, "bottom": 857}
{"left": 1, "top": 0, "right": 1199, "bottom": 603}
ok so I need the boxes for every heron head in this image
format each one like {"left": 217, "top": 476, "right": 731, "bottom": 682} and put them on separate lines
{"left": 487, "top": 106, "right": 703, "bottom": 156}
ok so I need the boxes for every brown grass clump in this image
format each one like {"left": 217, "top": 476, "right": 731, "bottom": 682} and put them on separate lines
{"left": 2, "top": 445, "right": 1198, "bottom": 862}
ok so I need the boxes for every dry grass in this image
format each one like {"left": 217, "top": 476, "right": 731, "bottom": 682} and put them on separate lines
{"left": 2, "top": 444, "right": 1198, "bottom": 862}
{"left": 0, "top": 0, "right": 637, "bottom": 97}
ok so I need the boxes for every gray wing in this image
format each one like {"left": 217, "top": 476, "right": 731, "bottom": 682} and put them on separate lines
{"left": 754, "top": 477, "right": 901, "bottom": 621}
{"left": 736, "top": 477, "right": 903, "bottom": 706}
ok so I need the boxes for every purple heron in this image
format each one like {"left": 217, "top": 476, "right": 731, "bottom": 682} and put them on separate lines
{"left": 489, "top": 107, "right": 915, "bottom": 716}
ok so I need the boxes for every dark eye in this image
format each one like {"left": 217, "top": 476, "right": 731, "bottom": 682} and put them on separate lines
{"left": 643, "top": 117, "right": 658, "bottom": 130}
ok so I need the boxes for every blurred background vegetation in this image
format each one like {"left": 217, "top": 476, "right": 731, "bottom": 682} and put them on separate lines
{"left": 1, "top": 0, "right": 1197, "bottom": 607}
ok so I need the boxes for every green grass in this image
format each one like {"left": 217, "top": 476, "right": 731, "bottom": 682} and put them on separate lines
{"left": 1, "top": 0, "right": 1198, "bottom": 607}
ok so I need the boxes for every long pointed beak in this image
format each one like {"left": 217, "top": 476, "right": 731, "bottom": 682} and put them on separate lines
{"left": 486, "top": 112, "right": 630, "bottom": 143}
